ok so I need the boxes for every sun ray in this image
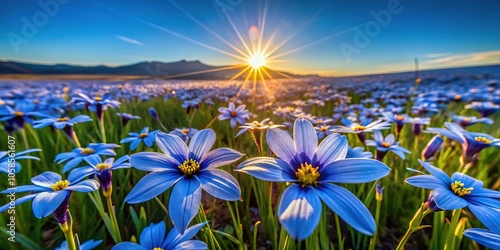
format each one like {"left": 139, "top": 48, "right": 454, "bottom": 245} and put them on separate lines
{"left": 229, "top": 65, "right": 252, "bottom": 81}
{"left": 237, "top": 68, "right": 255, "bottom": 97}
{"left": 262, "top": 66, "right": 294, "bottom": 79}
{"left": 257, "top": 66, "right": 275, "bottom": 100}
{"left": 163, "top": 64, "right": 246, "bottom": 79}
{"left": 257, "top": 1, "right": 268, "bottom": 54}
{"left": 169, "top": 0, "right": 250, "bottom": 58}
{"left": 223, "top": 10, "right": 254, "bottom": 57}
{"left": 268, "top": 26, "right": 357, "bottom": 60}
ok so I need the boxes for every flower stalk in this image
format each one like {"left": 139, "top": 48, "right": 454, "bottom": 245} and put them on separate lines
{"left": 396, "top": 203, "right": 432, "bottom": 250}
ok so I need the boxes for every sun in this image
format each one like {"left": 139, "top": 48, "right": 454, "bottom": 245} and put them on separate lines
{"left": 248, "top": 53, "right": 266, "bottom": 69}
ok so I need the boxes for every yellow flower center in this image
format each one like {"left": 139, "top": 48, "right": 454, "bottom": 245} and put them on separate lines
{"left": 81, "top": 148, "right": 95, "bottom": 154}
{"left": 396, "top": 115, "right": 405, "bottom": 121}
{"left": 181, "top": 129, "right": 190, "bottom": 135}
{"left": 0, "top": 101, "right": 5, "bottom": 105}
{"left": 33, "top": 99, "right": 39, "bottom": 104}
{"left": 14, "top": 111, "right": 24, "bottom": 117}
{"left": 51, "top": 180, "right": 70, "bottom": 191}
{"left": 138, "top": 133, "right": 148, "bottom": 138}
{"left": 474, "top": 137, "right": 492, "bottom": 144}
{"left": 230, "top": 111, "right": 238, "bottom": 117}
{"left": 464, "top": 117, "right": 471, "bottom": 122}
{"left": 320, "top": 127, "right": 327, "bottom": 132}
{"left": 63, "top": 87, "right": 69, "bottom": 93}
{"left": 153, "top": 248, "right": 163, "bottom": 250}
{"left": 96, "top": 163, "right": 111, "bottom": 170}
{"left": 295, "top": 163, "right": 320, "bottom": 187}
{"left": 353, "top": 125, "right": 365, "bottom": 131}
{"left": 94, "top": 96, "right": 102, "bottom": 101}
{"left": 179, "top": 159, "right": 200, "bottom": 176}
{"left": 119, "top": 85, "right": 124, "bottom": 89}
{"left": 381, "top": 142, "right": 391, "bottom": 147}
{"left": 451, "top": 181, "right": 473, "bottom": 197}
{"left": 56, "top": 117, "right": 70, "bottom": 122}
{"left": 454, "top": 94, "right": 461, "bottom": 100}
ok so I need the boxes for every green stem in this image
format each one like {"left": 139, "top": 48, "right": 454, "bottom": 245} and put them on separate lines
{"left": 59, "top": 210, "right": 76, "bottom": 250}
{"left": 104, "top": 190, "right": 122, "bottom": 242}
{"left": 72, "top": 131, "right": 81, "bottom": 148}
{"left": 253, "top": 221, "right": 261, "bottom": 250}
{"left": 99, "top": 113, "right": 107, "bottom": 143}
{"left": 396, "top": 203, "right": 432, "bottom": 250}
{"left": 154, "top": 197, "right": 169, "bottom": 217}
{"left": 335, "top": 213, "right": 344, "bottom": 250}
{"left": 444, "top": 209, "right": 462, "bottom": 250}
{"left": 198, "top": 203, "right": 221, "bottom": 250}
{"left": 369, "top": 198, "right": 382, "bottom": 250}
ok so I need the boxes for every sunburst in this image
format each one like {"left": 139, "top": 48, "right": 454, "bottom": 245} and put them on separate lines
{"left": 115, "top": 1, "right": 351, "bottom": 100}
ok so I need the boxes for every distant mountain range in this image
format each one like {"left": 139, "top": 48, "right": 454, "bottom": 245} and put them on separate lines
{"left": 0, "top": 60, "right": 319, "bottom": 80}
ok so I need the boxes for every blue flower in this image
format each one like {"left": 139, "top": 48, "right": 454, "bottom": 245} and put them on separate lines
{"left": 126, "top": 130, "right": 243, "bottom": 234}
{"left": 0, "top": 102, "right": 49, "bottom": 128}
{"left": 465, "top": 101, "right": 500, "bottom": 117}
{"left": 0, "top": 149, "right": 41, "bottom": 174}
{"left": 121, "top": 127, "right": 159, "bottom": 151}
{"left": 116, "top": 113, "right": 140, "bottom": 126}
{"left": 427, "top": 122, "right": 500, "bottom": 164}
{"left": 451, "top": 115, "right": 493, "bottom": 128}
{"left": 55, "top": 239, "right": 103, "bottom": 250}
{"left": 170, "top": 127, "right": 199, "bottom": 142}
{"left": 112, "top": 221, "right": 207, "bottom": 250}
{"left": 464, "top": 228, "right": 500, "bottom": 249}
{"left": 383, "top": 112, "right": 411, "bottom": 134}
{"left": 330, "top": 118, "right": 390, "bottom": 144}
{"left": 408, "top": 117, "right": 430, "bottom": 135}
{"left": 148, "top": 107, "right": 159, "bottom": 120}
{"left": 33, "top": 115, "right": 92, "bottom": 138}
{"left": 0, "top": 171, "right": 100, "bottom": 223}
{"left": 421, "top": 135, "right": 443, "bottom": 161}
{"left": 68, "top": 155, "right": 131, "bottom": 192}
{"left": 55, "top": 143, "right": 120, "bottom": 172}
{"left": 406, "top": 160, "right": 500, "bottom": 231}
{"left": 72, "top": 93, "right": 120, "bottom": 120}
{"left": 366, "top": 131, "right": 410, "bottom": 161}
{"left": 218, "top": 102, "right": 250, "bottom": 128}
{"left": 236, "top": 118, "right": 390, "bottom": 239}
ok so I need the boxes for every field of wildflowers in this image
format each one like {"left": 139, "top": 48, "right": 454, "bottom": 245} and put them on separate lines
{"left": 0, "top": 73, "right": 499, "bottom": 249}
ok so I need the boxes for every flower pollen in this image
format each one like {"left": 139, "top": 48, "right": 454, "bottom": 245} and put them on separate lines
{"left": 81, "top": 148, "right": 95, "bottom": 155}
{"left": 14, "top": 111, "right": 24, "bottom": 117}
{"left": 451, "top": 181, "right": 473, "bottom": 197}
{"left": 96, "top": 163, "right": 111, "bottom": 170}
{"left": 56, "top": 117, "right": 70, "bottom": 122}
{"left": 381, "top": 142, "right": 391, "bottom": 147}
{"left": 138, "top": 133, "right": 148, "bottom": 138}
{"left": 474, "top": 136, "right": 492, "bottom": 144}
{"left": 353, "top": 125, "right": 365, "bottom": 131}
{"left": 230, "top": 111, "right": 238, "bottom": 117}
{"left": 179, "top": 159, "right": 200, "bottom": 176}
{"left": 295, "top": 163, "right": 320, "bottom": 187}
{"left": 94, "top": 96, "right": 102, "bottom": 101}
{"left": 396, "top": 115, "right": 405, "bottom": 121}
{"left": 51, "top": 180, "right": 70, "bottom": 191}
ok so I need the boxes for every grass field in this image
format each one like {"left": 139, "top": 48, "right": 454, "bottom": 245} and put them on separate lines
{"left": 0, "top": 76, "right": 499, "bottom": 250}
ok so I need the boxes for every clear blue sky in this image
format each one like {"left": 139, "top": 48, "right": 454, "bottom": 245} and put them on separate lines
{"left": 1, "top": 0, "right": 499, "bottom": 76}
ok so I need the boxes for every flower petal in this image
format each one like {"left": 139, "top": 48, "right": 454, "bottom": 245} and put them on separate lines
{"left": 319, "top": 159, "right": 390, "bottom": 183}
{"left": 130, "top": 152, "right": 180, "bottom": 171}
{"left": 31, "top": 172, "right": 61, "bottom": 187}
{"left": 156, "top": 132, "right": 189, "bottom": 164}
{"left": 464, "top": 228, "right": 500, "bottom": 249}
{"left": 140, "top": 222, "right": 166, "bottom": 250}
{"left": 316, "top": 183, "right": 376, "bottom": 235}
{"left": 111, "top": 242, "right": 146, "bottom": 250}
{"left": 0, "top": 193, "right": 37, "bottom": 213}
{"left": 294, "top": 118, "right": 317, "bottom": 162}
{"left": 171, "top": 240, "right": 208, "bottom": 250}
{"left": 201, "top": 148, "right": 244, "bottom": 170}
{"left": 32, "top": 191, "right": 69, "bottom": 218}
{"left": 467, "top": 204, "right": 500, "bottom": 233}
{"left": 451, "top": 172, "right": 484, "bottom": 188}
{"left": 266, "top": 127, "right": 297, "bottom": 164}
{"left": 433, "top": 187, "right": 468, "bottom": 210}
{"left": 196, "top": 169, "right": 240, "bottom": 201}
{"left": 236, "top": 157, "right": 296, "bottom": 182}
{"left": 405, "top": 175, "right": 446, "bottom": 190}
{"left": 313, "top": 133, "right": 348, "bottom": 168}
{"left": 67, "top": 167, "right": 96, "bottom": 183}
{"left": 189, "top": 129, "right": 216, "bottom": 161}
{"left": 163, "top": 222, "right": 206, "bottom": 249}
{"left": 278, "top": 184, "right": 321, "bottom": 240}
{"left": 66, "top": 179, "right": 100, "bottom": 192}
{"left": 169, "top": 177, "right": 202, "bottom": 234}
{"left": 418, "top": 159, "right": 451, "bottom": 186}
{"left": 125, "top": 171, "right": 183, "bottom": 204}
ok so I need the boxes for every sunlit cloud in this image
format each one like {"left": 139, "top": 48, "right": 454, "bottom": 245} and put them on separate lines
{"left": 425, "top": 50, "right": 500, "bottom": 66}
{"left": 116, "top": 35, "right": 144, "bottom": 46}
{"left": 423, "top": 52, "right": 453, "bottom": 58}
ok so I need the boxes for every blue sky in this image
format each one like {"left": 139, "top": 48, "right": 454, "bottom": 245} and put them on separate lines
{"left": 1, "top": 0, "right": 499, "bottom": 76}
